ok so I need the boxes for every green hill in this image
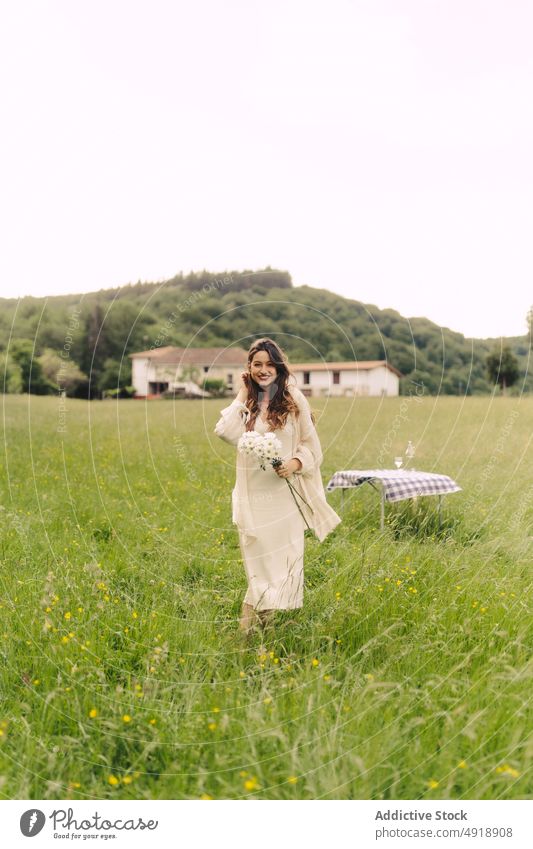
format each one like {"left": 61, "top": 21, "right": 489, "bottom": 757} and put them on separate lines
{"left": 0, "top": 268, "right": 530, "bottom": 396}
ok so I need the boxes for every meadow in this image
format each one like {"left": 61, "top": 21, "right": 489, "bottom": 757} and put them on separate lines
{"left": 0, "top": 392, "right": 531, "bottom": 800}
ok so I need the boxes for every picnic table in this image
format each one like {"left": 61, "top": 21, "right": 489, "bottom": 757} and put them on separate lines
{"left": 326, "top": 469, "right": 462, "bottom": 530}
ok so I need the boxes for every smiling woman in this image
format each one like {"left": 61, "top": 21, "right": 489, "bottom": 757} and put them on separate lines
{"left": 214, "top": 337, "right": 341, "bottom": 635}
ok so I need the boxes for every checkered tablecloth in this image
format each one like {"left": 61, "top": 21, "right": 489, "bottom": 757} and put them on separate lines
{"left": 326, "top": 469, "right": 462, "bottom": 503}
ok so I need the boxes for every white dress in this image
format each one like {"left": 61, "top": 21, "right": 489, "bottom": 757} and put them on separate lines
{"left": 240, "top": 415, "right": 306, "bottom": 611}
{"left": 214, "top": 386, "right": 341, "bottom": 609}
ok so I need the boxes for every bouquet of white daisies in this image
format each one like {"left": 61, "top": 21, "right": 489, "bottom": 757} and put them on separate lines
{"left": 237, "top": 430, "right": 313, "bottom": 529}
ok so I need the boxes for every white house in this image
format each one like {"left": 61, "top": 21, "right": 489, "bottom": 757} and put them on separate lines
{"left": 290, "top": 361, "right": 401, "bottom": 397}
{"left": 129, "top": 346, "right": 248, "bottom": 398}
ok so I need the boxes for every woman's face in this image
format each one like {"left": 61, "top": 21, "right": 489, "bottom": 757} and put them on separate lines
{"left": 249, "top": 350, "right": 278, "bottom": 389}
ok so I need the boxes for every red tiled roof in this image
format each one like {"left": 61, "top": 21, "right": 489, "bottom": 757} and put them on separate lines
{"left": 129, "top": 346, "right": 248, "bottom": 365}
{"left": 290, "top": 360, "right": 402, "bottom": 377}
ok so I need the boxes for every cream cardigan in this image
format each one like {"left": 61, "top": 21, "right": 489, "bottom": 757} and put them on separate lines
{"left": 214, "top": 384, "right": 341, "bottom": 546}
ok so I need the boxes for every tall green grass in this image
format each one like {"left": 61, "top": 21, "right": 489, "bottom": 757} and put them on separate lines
{"left": 0, "top": 393, "right": 531, "bottom": 799}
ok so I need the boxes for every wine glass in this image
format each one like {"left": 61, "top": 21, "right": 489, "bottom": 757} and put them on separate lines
{"left": 394, "top": 456, "right": 403, "bottom": 469}
{"left": 405, "top": 441, "right": 416, "bottom": 470}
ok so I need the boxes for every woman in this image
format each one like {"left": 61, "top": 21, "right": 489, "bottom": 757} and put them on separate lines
{"left": 214, "top": 338, "right": 341, "bottom": 634}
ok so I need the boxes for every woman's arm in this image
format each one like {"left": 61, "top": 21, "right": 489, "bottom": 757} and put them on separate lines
{"left": 213, "top": 376, "right": 250, "bottom": 447}
{"left": 290, "top": 389, "right": 323, "bottom": 477}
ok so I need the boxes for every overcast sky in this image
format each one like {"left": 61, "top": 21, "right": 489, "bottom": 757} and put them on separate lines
{"left": 0, "top": 1, "right": 531, "bottom": 339}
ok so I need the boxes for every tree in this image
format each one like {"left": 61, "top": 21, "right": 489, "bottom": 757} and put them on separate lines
{"left": 37, "top": 348, "right": 88, "bottom": 395}
{"left": 81, "top": 302, "right": 112, "bottom": 398}
{"left": 0, "top": 351, "right": 23, "bottom": 392}
{"left": 81, "top": 300, "right": 148, "bottom": 397}
{"left": 10, "top": 340, "right": 54, "bottom": 395}
{"left": 486, "top": 346, "right": 519, "bottom": 395}
{"left": 97, "top": 357, "right": 133, "bottom": 396}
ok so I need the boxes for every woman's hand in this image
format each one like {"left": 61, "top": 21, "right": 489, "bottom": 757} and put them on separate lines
{"left": 236, "top": 371, "right": 250, "bottom": 402}
{"left": 275, "top": 458, "right": 302, "bottom": 478}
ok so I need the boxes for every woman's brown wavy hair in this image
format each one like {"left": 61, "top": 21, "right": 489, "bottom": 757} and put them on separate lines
{"left": 244, "top": 337, "right": 314, "bottom": 431}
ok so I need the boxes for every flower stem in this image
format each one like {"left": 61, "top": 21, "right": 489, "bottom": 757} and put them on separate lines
{"left": 285, "top": 480, "right": 312, "bottom": 530}
{"left": 286, "top": 479, "right": 313, "bottom": 513}
{"left": 271, "top": 457, "right": 313, "bottom": 530}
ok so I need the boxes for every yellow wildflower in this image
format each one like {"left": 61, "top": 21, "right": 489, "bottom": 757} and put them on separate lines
{"left": 495, "top": 764, "right": 520, "bottom": 778}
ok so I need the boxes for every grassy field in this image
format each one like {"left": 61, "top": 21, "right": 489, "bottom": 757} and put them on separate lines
{"left": 0, "top": 393, "right": 531, "bottom": 800}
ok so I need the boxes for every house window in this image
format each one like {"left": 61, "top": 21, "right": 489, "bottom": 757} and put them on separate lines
{"left": 227, "top": 373, "right": 233, "bottom": 385}
{"left": 203, "top": 366, "right": 209, "bottom": 373}
{"left": 333, "top": 371, "right": 340, "bottom": 384}
{"left": 303, "top": 371, "right": 310, "bottom": 385}
{"left": 148, "top": 382, "right": 168, "bottom": 395}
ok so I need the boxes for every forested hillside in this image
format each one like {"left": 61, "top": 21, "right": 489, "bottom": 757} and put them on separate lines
{"left": 0, "top": 268, "right": 530, "bottom": 396}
